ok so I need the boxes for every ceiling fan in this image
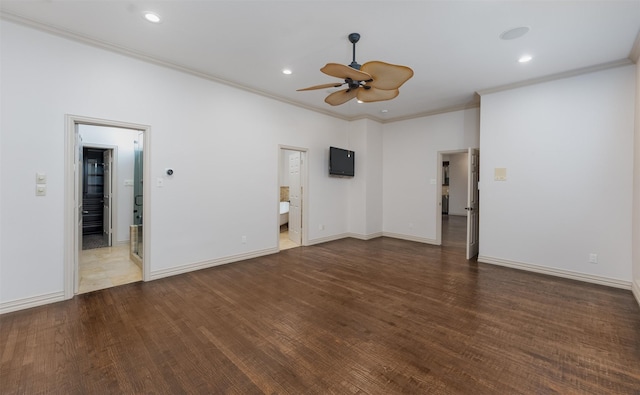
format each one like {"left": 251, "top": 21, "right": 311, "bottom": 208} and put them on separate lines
{"left": 297, "top": 33, "right": 414, "bottom": 106}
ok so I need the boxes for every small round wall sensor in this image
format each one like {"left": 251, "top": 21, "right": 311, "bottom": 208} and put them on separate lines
{"left": 166, "top": 168, "right": 174, "bottom": 176}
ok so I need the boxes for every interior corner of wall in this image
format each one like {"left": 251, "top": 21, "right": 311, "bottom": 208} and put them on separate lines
{"left": 632, "top": 279, "right": 640, "bottom": 309}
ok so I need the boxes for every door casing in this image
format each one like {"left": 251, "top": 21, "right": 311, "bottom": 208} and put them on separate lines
{"left": 436, "top": 148, "right": 480, "bottom": 257}
{"left": 278, "top": 145, "right": 308, "bottom": 249}
{"left": 64, "top": 115, "right": 151, "bottom": 299}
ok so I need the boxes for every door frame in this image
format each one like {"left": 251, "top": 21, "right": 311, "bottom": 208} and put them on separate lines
{"left": 82, "top": 144, "right": 117, "bottom": 245}
{"left": 436, "top": 149, "right": 471, "bottom": 246}
{"left": 465, "top": 148, "right": 480, "bottom": 259}
{"left": 277, "top": 145, "right": 309, "bottom": 249}
{"left": 64, "top": 115, "right": 151, "bottom": 300}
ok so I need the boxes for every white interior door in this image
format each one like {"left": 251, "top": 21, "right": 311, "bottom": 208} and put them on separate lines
{"left": 103, "top": 149, "right": 113, "bottom": 246}
{"left": 75, "top": 131, "right": 83, "bottom": 294}
{"left": 466, "top": 148, "right": 480, "bottom": 259}
{"left": 288, "top": 152, "right": 302, "bottom": 245}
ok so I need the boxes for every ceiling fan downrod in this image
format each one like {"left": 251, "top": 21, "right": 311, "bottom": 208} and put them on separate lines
{"left": 348, "top": 32, "right": 361, "bottom": 70}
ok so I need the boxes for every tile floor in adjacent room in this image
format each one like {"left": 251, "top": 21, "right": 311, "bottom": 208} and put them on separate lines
{"left": 79, "top": 244, "right": 142, "bottom": 294}
{"left": 279, "top": 229, "right": 299, "bottom": 250}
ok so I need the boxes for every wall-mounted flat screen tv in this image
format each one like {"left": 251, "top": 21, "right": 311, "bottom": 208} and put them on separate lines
{"left": 329, "top": 146, "right": 355, "bottom": 177}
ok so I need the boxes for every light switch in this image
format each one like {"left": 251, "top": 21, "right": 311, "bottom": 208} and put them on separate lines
{"left": 36, "top": 172, "right": 46, "bottom": 183}
{"left": 124, "top": 179, "right": 133, "bottom": 186}
{"left": 36, "top": 184, "right": 46, "bottom": 196}
{"left": 494, "top": 168, "right": 507, "bottom": 181}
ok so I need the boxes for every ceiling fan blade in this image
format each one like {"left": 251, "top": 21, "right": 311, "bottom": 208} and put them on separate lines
{"left": 325, "top": 88, "right": 359, "bottom": 106}
{"left": 296, "top": 82, "right": 345, "bottom": 91}
{"left": 356, "top": 87, "right": 399, "bottom": 103}
{"left": 321, "top": 63, "right": 372, "bottom": 81}
{"left": 360, "top": 61, "right": 414, "bottom": 90}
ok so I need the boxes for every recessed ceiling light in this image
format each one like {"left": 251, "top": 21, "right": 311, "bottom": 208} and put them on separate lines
{"left": 282, "top": 69, "right": 292, "bottom": 75}
{"left": 518, "top": 54, "right": 533, "bottom": 63}
{"left": 381, "top": 109, "right": 389, "bottom": 113}
{"left": 357, "top": 100, "right": 364, "bottom": 104}
{"left": 500, "top": 26, "right": 530, "bottom": 40}
{"left": 144, "top": 12, "right": 161, "bottom": 23}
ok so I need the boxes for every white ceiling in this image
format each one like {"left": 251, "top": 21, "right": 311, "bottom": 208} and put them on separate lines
{"left": 2, "top": 1, "right": 639, "bottom": 122}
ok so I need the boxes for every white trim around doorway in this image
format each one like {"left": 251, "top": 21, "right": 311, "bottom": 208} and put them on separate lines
{"left": 436, "top": 149, "right": 468, "bottom": 246}
{"left": 64, "top": 115, "right": 151, "bottom": 300}
{"left": 277, "top": 145, "right": 309, "bottom": 249}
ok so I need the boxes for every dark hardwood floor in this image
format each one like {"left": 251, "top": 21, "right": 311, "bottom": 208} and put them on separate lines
{"left": 2, "top": 219, "right": 639, "bottom": 394}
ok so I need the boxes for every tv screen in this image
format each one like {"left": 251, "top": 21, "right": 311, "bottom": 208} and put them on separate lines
{"left": 329, "top": 146, "right": 355, "bottom": 177}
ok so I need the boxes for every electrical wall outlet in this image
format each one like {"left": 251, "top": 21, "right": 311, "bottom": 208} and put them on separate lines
{"left": 589, "top": 253, "right": 598, "bottom": 264}
{"left": 241, "top": 235, "right": 247, "bottom": 244}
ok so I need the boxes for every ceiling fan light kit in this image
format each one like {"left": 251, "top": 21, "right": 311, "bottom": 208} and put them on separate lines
{"left": 297, "top": 33, "right": 413, "bottom": 106}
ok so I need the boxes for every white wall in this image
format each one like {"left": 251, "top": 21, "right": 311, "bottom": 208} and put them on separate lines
{"left": 448, "top": 153, "right": 468, "bottom": 216}
{"left": 0, "top": 21, "right": 352, "bottom": 308}
{"left": 365, "top": 120, "right": 383, "bottom": 236}
{"left": 479, "top": 65, "right": 636, "bottom": 285}
{"left": 382, "top": 108, "right": 480, "bottom": 242}
{"left": 633, "top": 61, "right": 640, "bottom": 304}
{"left": 79, "top": 125, "right": 138, "bottom": 244}
{"left": 347, "top": 119, "right": 383, "bottom": 238}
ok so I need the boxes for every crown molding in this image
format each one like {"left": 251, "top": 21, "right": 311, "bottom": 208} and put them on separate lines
{"left": 2, "top": 11, "right": 635, "bottom": 126}
{"left": 380, "top": 101, "right": 480, "bottom": 124}
{"left": 0, "top": 11, "right": 354, "bottom": 122}
{"left": 476, "top": 58, "right": 633, "bottom": 97}
{"left": 2, "top": 11, "right": 473, "bottom": 125}
{"left": 629, "top": 29, "right": 640, "bottom": 63}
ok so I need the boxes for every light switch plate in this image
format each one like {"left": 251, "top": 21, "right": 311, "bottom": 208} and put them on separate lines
{"left": 36, "top": 172, "right": 46, "bottom": 183}
{"left": 494, "top": 168, "right": 507, "bottom": 181}
{"left": 124, "top": 179, "right": 133, "bottom": 186}
{"left": 36, "top": 184, "right": 46, "bottom": 196}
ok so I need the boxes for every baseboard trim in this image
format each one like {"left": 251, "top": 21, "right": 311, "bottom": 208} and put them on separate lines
{"left": 306, "top": 233, "right": 351, "bottom": 246}
{"left": 150, "top": 247, "right": 279, "bottom": 281}
{"left": 346, "top": 232, "right": 383, "bottom": 241}
{"left": 478, "top": 255, "right": 632, "bottom": 290}
{"left": 382, "top": 232, "right": 439, "bottom": 245}
{"left": 0, "top": 291, "right": 66, "bottom": 315}
{"left": 632, "top": 279, "right": 640, "bottom": 308}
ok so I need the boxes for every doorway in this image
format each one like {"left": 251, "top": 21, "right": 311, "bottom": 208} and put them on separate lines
{"left": 64, "top": 116, "right": 150, "bottom": 299}
{"left": 278, "top": 147, "right": 307, "bottom": 250}
{"left": 81, "top": 146, "right": 113, "bottom": 250}
{"left": 437, "top": 148, "right": 480, "bottom": 259}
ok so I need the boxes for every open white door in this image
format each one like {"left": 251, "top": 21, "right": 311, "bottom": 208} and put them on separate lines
{"left": 465, "top": 148, "right": 479, "bottom": 259}
{"left": 288, "top": 152, "right": 302, "bottom": 245}
{"left": 103, "top": 149, "right": 113, "bottom": 246}
{"left": 75, "top": 131, "right": 83, "bottom": 294}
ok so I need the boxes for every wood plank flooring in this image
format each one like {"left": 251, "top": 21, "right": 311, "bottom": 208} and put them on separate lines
{"left": 2, "top": 219, "right": 639, "bottom": 394}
